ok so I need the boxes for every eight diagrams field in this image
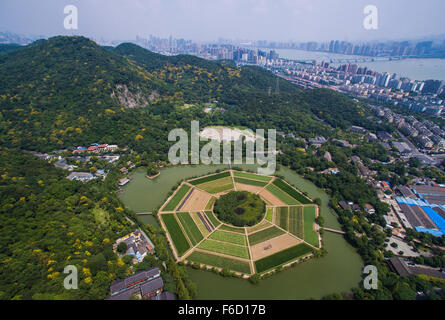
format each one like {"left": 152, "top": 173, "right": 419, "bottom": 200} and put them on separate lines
{"left": 158, "top": 170, "right": 321, "bottom": 276}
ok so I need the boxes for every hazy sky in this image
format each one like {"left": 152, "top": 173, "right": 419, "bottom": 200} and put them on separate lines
{"left": 1, "top": 0, "right": 444, "bottom": 42}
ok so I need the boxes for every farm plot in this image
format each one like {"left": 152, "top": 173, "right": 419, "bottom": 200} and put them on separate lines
{"left": 180, "top": 189, "right": 212, "bottom": 211}
{"left": 204, "top": 211, "right": 221, "bottom": 228}
{"left": 248, "top": 226, "right": 285, "bottom": 246}
{"left": 198, "top": 239, "right": 250, "bottom": 259}
{"left": 266, "top": 184, "right": 299, "bottom": 205}
{"left": 162, "top": 184, "right": 191, "bottom": 212}
{"left": 234, "top": 177, "right": 268, "bottom": 187}
{"left": 187, "top": 251, "right": 251, "bottom": 274}
{"left": 258, "top": 188, "right": 287, "bottom": 206}
{"left": 190, "top": 212, "right": 210, "bottom": 237}
{"left": 161, "top": 214, "right": 190, "bottom": 257}
{"left": 250, "top": 233, "right": 301, "bottom": 261}
{"left": 189, "top": 171, "right": 231, "bottom": 185}
{"left": 218, "top": 224, "right": 246, "bottom": 234}
{"left": 196, "top": 176, "right": 234, "bottom": 194}
{"left": 289, "top": 206, "right": 304, "bottom": 239}
{"left": 254, "top": 243, "right": 313, "bottom": 273}
{"left": 272, "top": 179, "right": 312, "bottom": 204}
{"left": 304, "top": 206, "right": 319, "bottom": 248}
{"left": 176, "top": 212, "right": 203, "bottom": 246}
{"left": 208, "top": 230, "right": 247, "bottom": 245}
{"left": 246, "top": 220, "right": 272, "bottom": 234}
{"left": 233, "top": 171, "right": 272, "bottom": 182}
{"left": 235, "top": 182, "right": 265, "bottom": 195}
{"left": 266, "top": 208, "right": 273, "bottom": 222}
{"left": 276, "top": 206, "right": 289, "bottom": 231}
{"left": 205, "top": 197, "right": 216, "bottom": 210}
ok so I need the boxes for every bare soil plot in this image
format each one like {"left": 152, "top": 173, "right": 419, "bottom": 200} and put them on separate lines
{"left": 258, "top": 189, "right": 287, "bottom": 206}
{"left": 250, "top": 233, "right": 302, "bottom": 261}
{"left": 235, "top": 183, "right": 265, "bottom": 195}
{"left": 180, "top": 189, "right": 212, "bottom": 211}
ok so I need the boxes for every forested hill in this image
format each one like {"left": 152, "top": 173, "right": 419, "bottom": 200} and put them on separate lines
{"left": 0, "top": 36, "right": 371, "bottom": 154}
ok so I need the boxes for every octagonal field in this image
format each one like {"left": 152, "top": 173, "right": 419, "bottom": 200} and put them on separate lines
{"left": 158, "top": 170, "right": 321, "bottom": 276}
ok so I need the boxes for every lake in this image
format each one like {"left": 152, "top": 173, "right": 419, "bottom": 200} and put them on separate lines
{"left": 119, "top": 164, "right": 363, "bottom": 299}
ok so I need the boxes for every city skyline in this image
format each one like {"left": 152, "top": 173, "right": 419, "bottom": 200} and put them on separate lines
{"left": 0, "top": 0, "right": 445, "bottom": 43}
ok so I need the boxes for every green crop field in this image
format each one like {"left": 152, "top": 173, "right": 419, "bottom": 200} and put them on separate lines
{"left": 161, "top": 214, "right": 190, "bottom": 256}
{"left": 187, "top": 251, "right": 251, "bottom": 274}
{"left": 266, "top": 208, "right": 273, "bottom": 222}
{"left": 190, "top": 212, "right": 210, "bottom": 236}
{"left": 176, "top": 212, "right": 204, "bottom": 246}
{"left": 198, "top": 239, "right": 250, "bottom": 259}
{"left": 234, "top": 177, "right": 268, "bottom": 187}
{"left": 189, "top": 171, "right": 231, "bottom": 185}
{"left": 209, "top": 230, "right": 247, "bottom": 245}
{"left": 197, "top": 176, "right": 234, "bottom": 194}
{"left": 254, "top": 243, "right": 313, "bottom": 273}
{"left": 205, "top": 197, "right": 216, "bottom": 210}
{"left": 246, "top": 220, "right": 271, "bottom": 234}
{"left": 204, "top": 211, "right": 221, "bottom": 228}
{"left": 276, "top": 206, "right": 289, "bottom": 230}
{"left": 163, "top": 184, "right": 191, "bottom": 211}
{"left": 266, "top": 184, "right": 299, "bottom": 205}
{"left": 248, "top": 226, "right": 285, "bottom": 246}
{"left": 233, "top": 171, "right": 272, "bottom": 182}
{"left": 289, "top": 206, "right": 304, "bottom": 239}
{"left": 304, "top": 206, "right": 319, "bottom": 247}
{"left": 218, "top": 224, "right": 246, "bottom": 234}
{"left": 272, "top": 179, "right": 312, "bottom": 204}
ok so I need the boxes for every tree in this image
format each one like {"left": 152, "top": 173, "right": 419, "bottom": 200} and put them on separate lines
{"left": 117, "top": 242, "right": 127, "bottom": 254}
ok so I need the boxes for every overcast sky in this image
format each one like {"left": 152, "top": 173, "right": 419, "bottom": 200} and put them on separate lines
{"left": 1, "top": 0, "right": 444, "bottom": 42}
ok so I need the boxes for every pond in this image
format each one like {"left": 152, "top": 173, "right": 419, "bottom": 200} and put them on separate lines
{"left": 119, "top": 164, "right": 363, "bottom": 299}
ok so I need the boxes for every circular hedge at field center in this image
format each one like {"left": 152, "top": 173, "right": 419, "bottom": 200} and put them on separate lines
{"left": 213, "top": 191, "right": 266, "bottom": 227}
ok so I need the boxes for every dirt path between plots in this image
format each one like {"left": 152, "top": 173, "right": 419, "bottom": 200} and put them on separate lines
{"left": 258, "top": 189, "right": 287, "bottom": 206}
{"left": 235, "top": 183, "right": 266, "bottom": 195}
{"left": 250, "top": 233, "right": 302, "bottom": 261}
{"left": 180, "top": 189, "right": 212, "bottom": 212}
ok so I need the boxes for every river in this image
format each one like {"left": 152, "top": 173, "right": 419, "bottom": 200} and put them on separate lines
{"left": 119, "top": 164, "right": 363, "bottom": 299}
{"left": 274, "top": 48, "right": 445, "bottom": 81}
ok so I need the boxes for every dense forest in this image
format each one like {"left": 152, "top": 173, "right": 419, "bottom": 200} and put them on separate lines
{"left": 0, "top": 36, "right": 443, "bottom": 300}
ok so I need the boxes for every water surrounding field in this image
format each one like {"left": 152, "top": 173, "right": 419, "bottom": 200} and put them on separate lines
{"left": 275, "top": 48, "right": 445, "bottom": 81}
{"left": 119, "top": 164, "right": 363, "bottom": 300}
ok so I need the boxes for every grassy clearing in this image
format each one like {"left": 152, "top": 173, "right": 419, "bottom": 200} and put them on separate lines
{"left": 177, "top": 212, "right": 204, "bottom": 246}
{"left": 266, "top": 208, "right": 273, "bottom": 222}
{"left": 248, "top": 226, "right": 285, "bottom": 246}
{"left": 197, "top": 176, "right": 234, "bottom": 194}
{"left": 198, "top": 239, "right": 250, "bottom": 259}
{"left": 234, "top": 177, "right": 268, "bottom": 187}
{"left": 209, "top": 230, "right": 247, "bottom": 245}
{"left": 204, "top": 211, "right": 221, "bottom": 228}
{"left": 189, "top": 171, "right": 230, "bottom": 185}
{"left": 272, "top": 179, "right": 312, "bottom": 204}
{"left": 304, "top": 206, "right": 319, "bottom": 247}
{"left": 254, "top": 243, "right": 313, "bottom": 273}
{"left": 218, "top": 224, "right": 246, "bottom": 234}
{"left": 266, "top": 184, "right": 299, "bottom": 205}
{"left": 205, "top": 197, "right": 216, "bottom": 210}
{"left": 163, "top": 184, "right": 191, "bottom": 211}
{"left": 276, "top": 206, "right": 289, "bottom": 231}
{"left": 289, "top": 206, "right": 304, "bottom": 239}
{"left": 161, "top": 214, "right": 190, "bottom": 256}
{"left": 187, "top": 251, "right": 251, "bottom": 274}
{"left": 233, "top": 171, "right": 272, "bottom": 182}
